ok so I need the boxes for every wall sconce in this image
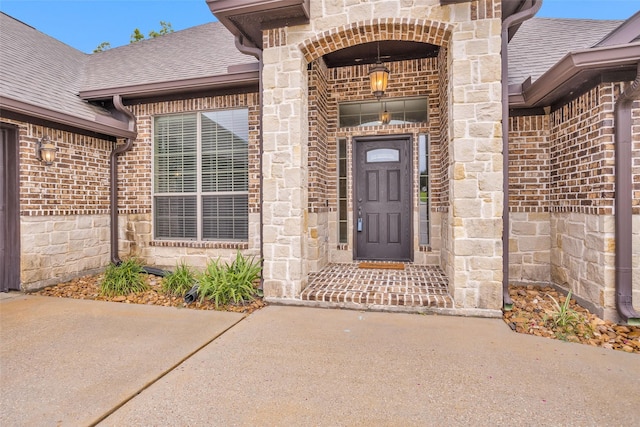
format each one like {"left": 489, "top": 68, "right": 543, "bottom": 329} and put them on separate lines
{"left": 36, "top": 135, "right": 57, "bottom": 166}
{"left": 369, "top": 43, "right": 389, "bottom": 99}
{"left": 380, "top": 103, "right": 390, "bottom": 124}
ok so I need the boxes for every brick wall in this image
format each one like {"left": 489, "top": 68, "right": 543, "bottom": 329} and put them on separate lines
{"left": 127, "top": 93, "right": 260, "bottom": 215}
{"left": 470, "top": 0, "right": 500, "bottom": 21}
{"left": 432, "top": 47, "right": 450, "bottom": 211}
{"left": 508, "top": 115, "right": 549, "bottom": 212}
{"left": 633, "top": 98, "right": 640, "bottom": 215}
{"left": 549, "top": 84, "right": 615, "bottom": 215}
{"left": 4, "top": 119, "right": 115, "bottom": 216}
{"left": 633, "top": 98, "right": 640, "bottom": 311}
{"left": 307, "top": 56, "right": 443, "bottom": 266}
{"left": 507, "top": 114, "right": 551, "bottom": 285}
{"left": 1, "top": 117, "right": 115, "bottom": 289}
{"left": 123, "top": 93, "right": 261, "bottom": 262}
{"left": 547, "top": 82, "right": 640, "bottom": 318}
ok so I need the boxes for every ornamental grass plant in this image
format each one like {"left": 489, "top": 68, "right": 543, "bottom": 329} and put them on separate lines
{"left": 99, "top": 258, "right": 148, "bottom": 297}
{"left": 197, "top": 252, "right": 262, "bottom": 306}
{"left": 162, "top": 261, "right": 197, "bottom": 297}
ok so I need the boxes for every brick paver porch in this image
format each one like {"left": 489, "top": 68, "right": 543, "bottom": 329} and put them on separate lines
{"left": 301, "top": 263, "right": 454, "bottom": 309}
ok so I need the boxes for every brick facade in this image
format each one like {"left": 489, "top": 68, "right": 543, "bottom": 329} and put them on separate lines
{"left": 123, "top": 93, "right": 262, "bottom": 268}
{"left": 1, "top": 118, "right": 115, "bottom": 289}
{"left": 307, "top": 57, "right": 443, "bottom": 268}
{"left": 550, "top": 84, "right": 616, "bottom": 215}
{"left": 508, "top": 82, "right": 640, "bottom": 317}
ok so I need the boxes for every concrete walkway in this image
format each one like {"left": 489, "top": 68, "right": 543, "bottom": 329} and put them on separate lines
{"left": 0, "top": 294, "right": 244, "bottom": 426}
{"left": 2, "top": 295, "right": 639, "bottom": 426}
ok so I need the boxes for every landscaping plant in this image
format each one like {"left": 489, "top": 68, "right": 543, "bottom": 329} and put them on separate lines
{"left": 198, "top": 252, "right": 262, "bottom": 306}
{"left": 162, "top": 261, "right": 197, "bottom": 296}
{"left": 544, "top": 291, "right": 591, "bottom": 340}
{"left": 100, "top": 258, "right": 148, "bottom": 297}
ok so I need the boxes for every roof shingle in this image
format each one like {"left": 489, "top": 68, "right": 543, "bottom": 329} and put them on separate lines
{"left": 508, "top": 17, "right": 623, "bottom": 86}
{"left": 80, "top": 22, "right": 257, "bottom": 92}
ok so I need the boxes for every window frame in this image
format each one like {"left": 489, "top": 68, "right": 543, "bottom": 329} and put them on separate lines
{"left": 152, "top": 108, "right": 249, "bottom": 242}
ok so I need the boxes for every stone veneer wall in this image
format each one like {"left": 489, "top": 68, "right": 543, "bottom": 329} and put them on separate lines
{"left": 262, "top": 0, "right": 504, "bottom": 312}
{"left": 0, "top": 118, "right": 115, "bottom": 290}
{"left": 508, "top": 115, "right": 550, "bottom": 284}
{"left": 125, "top": 93, "right": 261, "bottom": 270}
{"left": 548, "top": 82, "right": 640, "bottom": 318}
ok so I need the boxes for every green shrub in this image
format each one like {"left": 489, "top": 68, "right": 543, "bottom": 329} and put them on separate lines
{"left": 100, "top": 258, "right": 147, "bottom": 297}
{"left": 162, "top": 261, "right": 196, "bottom": 296}
{"left": 198, "top": 252, "right": 261, "bottom": 306}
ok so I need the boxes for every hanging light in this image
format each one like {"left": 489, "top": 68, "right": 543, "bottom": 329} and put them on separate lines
{"left": 36, "top": 135, "right": 57, "bottom": 166}
{"left": 369, "top": 43, "right": 389, "bottom": 99}
{"left": 380, "top": 102, "right": 390, "bottom": 124}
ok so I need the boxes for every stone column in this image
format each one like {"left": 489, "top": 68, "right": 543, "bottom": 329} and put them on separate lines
{"left": 261, "top": 45, "right": 310, "bottom": 298}
{"left": 448, "top": 15, "right": 504, "bottom": 310}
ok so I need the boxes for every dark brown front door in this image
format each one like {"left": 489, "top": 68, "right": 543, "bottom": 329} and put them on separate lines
{"left": 1, "top": 124, "right": 20, "bottom": 292}
{"left": 354, "top": 137, "right": 411, "bottom": 261}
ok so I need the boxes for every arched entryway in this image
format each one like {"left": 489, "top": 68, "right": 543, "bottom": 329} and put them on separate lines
{"left": 301, "top": 19, "right": 453, "bottom": 274}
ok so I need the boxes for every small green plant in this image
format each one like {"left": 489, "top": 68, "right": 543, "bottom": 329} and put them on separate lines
{"left": 100, "top": 258, "right": 148, "bottom": 297}
{"left": 198, "top": 252, "right": 262, "bottom": 306}
{"left": 162, "top": 261, "right": 197, "bottom": 296}
{"left": 544, "top": 291, "right": 591, "bottom": 340}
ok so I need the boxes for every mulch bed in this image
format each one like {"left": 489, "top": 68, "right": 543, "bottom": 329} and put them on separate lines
{"left": 34, "top": 273, "right": 265, "bottom": 314}
{"left": 504, "top": 285, "right": 640, "bottom": 354}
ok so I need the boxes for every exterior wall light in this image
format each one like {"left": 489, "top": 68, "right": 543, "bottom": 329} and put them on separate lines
{"left": 36, "top": 135, "right": 57, "bottom": 165}
{"left": 369, "top": 43, "right": 389, "bottom": 99}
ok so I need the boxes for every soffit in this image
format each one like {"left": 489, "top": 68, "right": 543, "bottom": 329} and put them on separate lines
{"left": 323, "top": 41, "right": 439, "bottom": 68}
{"left": 207, "top": 0, "right": 310, "bottom": 48}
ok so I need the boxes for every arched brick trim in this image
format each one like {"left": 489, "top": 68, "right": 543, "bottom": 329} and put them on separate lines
{"left": 299, "top": 18, "right": 453, "bottom": 63}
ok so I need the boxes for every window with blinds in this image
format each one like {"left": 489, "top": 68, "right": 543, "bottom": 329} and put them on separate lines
{"left": 153, "top": 109, "right": 249, "bottom": 241}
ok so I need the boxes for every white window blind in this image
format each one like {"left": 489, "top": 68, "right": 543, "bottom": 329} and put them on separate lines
{"left": 153, "top": 109, "right": 249, "bottom": 241}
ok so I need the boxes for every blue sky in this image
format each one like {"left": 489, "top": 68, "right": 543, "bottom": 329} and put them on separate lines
{"left": 1, "top": 0, "right": 639, "bottom": 53}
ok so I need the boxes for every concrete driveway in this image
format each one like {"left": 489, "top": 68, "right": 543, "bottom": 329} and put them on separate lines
{"left": 0, "top": 293, "right": 244, "bottom": 426}
{"left": 2, "top": 294, "right": 639, "bottom": 426}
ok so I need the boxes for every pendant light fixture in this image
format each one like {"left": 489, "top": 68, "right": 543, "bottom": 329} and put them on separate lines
{"left": 369, "top": 42, "right": 389, "bottom": 99}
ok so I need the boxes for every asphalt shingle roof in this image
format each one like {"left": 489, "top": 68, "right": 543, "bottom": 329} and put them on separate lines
{"left": 508, "top": 17, "right": 623, "bottom": 86}
{"left": 0, "top": 13, "right": 104, "bottom": 122}
{"left": 81, "top": 22, "right": 257, "bottom": 92}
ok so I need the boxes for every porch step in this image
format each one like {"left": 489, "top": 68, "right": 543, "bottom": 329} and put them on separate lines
{"left": 301, "top": 263, "right": 453, "bottom": 309}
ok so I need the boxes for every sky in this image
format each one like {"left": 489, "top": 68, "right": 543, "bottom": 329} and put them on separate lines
{"left": 1, "top": 0, "right": 639, "bottom": 54}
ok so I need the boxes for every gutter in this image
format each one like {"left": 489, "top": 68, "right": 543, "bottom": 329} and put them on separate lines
{"left": 234, "top": 35, "right": 265, "bottom": 290}
{"left": 0, "top": 95, "right": 136, "bottom": 139}
{"left": 614, "top": 62, "right": 640, "bottom": 325}
{"left": 501, "top": 0, "right": 542, "bottom": 310}
{"left": 509, "top": 43, "right": 640, "bottom": 108}
{"left": 79, "top": 70, "right": 259, "bottom": 102}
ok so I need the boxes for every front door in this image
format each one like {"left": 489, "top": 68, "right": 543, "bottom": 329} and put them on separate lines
{"left": 354, "top": 137, "right": 411, "bottom": 261}
{"left": 1, "top": 124, "right": 20, "bottom": 292}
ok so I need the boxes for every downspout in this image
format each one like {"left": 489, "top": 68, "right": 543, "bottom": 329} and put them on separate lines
{"left": 501, "top": 0, "right": 542, "bottom": 309}
{"left": 110, "top": 95, "right": 134, "bottom": 266}
{"left": 110, "top": 95, "right": 167, "bottom": 276}
{"left": 235, "top": 35, "right": 264, "bottom": 289}
{"left": 614, "top": 63, "right": 640, "bottom": 325}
